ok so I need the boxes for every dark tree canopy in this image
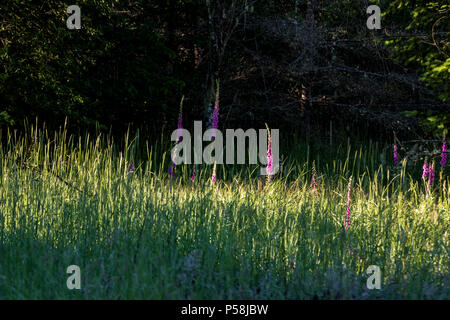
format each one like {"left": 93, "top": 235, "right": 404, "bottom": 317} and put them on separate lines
{"left": 0, "top": 0, "right": 448, "bottom": 137}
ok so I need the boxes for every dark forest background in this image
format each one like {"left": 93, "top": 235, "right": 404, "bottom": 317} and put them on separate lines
{"left": 0, "top": 0, "right": 449, "bottom": 140}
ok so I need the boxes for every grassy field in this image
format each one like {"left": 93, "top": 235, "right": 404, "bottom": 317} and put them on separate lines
{"left": 0, "top": 126, "right": 448, "bottom": 299}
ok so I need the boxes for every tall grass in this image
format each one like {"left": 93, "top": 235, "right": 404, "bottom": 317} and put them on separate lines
{"left": 0, "top": 125, "right": 448, "bottom": 299}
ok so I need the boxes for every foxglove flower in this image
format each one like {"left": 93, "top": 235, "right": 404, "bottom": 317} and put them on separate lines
{"left": 267, "top": 137, "right": 273, "bottom": 179}
{"left": 191, "top": 167, "right": 196, "bottom": 182}
{"left": 210, "top": 83, "right": 220, "bottom": 181}
{"left": 345, "top": 177, "right": 352, "bottom": 232}
{"left": 265, "top": 124, "right": 273, "bottom": 182}
{"left": 393, "top": 144, "right": 399, "bottom": 165}
{"left": 441, "top": 139, "right": 447, "bottom": 167}
{"left": 312, "top": 176, "right": 318, "bottom": 194}
{"left": 128, "top": 162, "right": 134, "bottom": 173}
{"left": 177, "top": 117, "right": 183, "bottom": 144}
{"left": 422, "top": 160, "right": 429, "bottom": 179}
{"left": 428, "top": 164, "right": 435, "bottom": 187}
{"left": 212, "top": 98, "right": 219, "bottom": 131}
{"left": 211, "top": 81, "right": 220, "bottom": 139}
{"left": 168, "top": 162, "right": 176, "bottom": 179}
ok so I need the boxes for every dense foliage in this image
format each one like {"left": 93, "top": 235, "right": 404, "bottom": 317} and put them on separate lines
{"left": 385, "top": 1, "right": 450, "bottom": 134}
{"left": 0, "top": 1, "right": 184, "bottom": 131}
{"left": 0, "top": 1, "right": 448, "bottom": 135}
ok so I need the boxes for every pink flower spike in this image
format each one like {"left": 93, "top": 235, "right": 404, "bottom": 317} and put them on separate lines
{"left": 211, "top": 81, "right": 220, "bottom": 139}
{"left": 441, "top": 139, "right": 447, "bottom": 167}
{"left": 168, "top": 162, "right": 176, "bottom": 179}
{"left": 313, "top": 177, "right": 318, "bottom": 195}
{"left": 428, "top": 165, "right": 435, "bottom": 186}
{"left": 393, "top": 144, "right": 399, "bottom": 165}
{"left": 422, "top": 160, "right": 429, "bottom": 179}
{"left": 265, "top": 123, "right": 274, "bottom": 182}
{"left": 267, "top": 139, "right": 273, "bottom": 176}
{"left": 191, "top": 167, "right": 196, "bottom": 182}
{"left": 212, "top": 100, "right": 219, "bottom": 130}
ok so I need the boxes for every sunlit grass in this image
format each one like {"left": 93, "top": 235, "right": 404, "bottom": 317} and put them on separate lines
{"left": 0, "top": 125, "right": 448, "bottom": 299}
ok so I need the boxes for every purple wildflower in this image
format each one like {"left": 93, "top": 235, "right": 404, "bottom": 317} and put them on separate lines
{"left": 128, "top": 162, "right": 134, "bottom": 173}
{"left": 168, "top": 162, "right": 176, "bottom": 179}
{"left": 345, "top": 177, "right": 352, "bottom": 232}
{"left": 267, "top": 138, "right": 273, "bottom": 178}
{"left": 393, "top": 144, "right": 399, "bottom": 165}
{"left": 211, "top": 82, "right": 220, "bottom": 139}
{"left": 422, "top": 160, "right": 429, "bottom": 179}
{"left": 441, "top": 139, "right": 447, "bottom": 167}
{"left": 191, "top": 167, "right": 196, "bottom": 182}
{"left": 212, "top": 99, "right": 219, "bottom": 130}
{"left": 177, "top": 117, "right": 183, "bottom": 144}
{"left": 265, "top": 124, "right": 273, "bottom": 182}
{"left": 428, "top": 164, "right": 435, "bottom": 187}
